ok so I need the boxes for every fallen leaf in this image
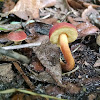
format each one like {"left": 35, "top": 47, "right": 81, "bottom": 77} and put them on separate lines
{"left": 55, "top": 0, "right": 69, "bottom": 12}
{"left": 93, "top": 58, "right": 100, "bottom": 67}
{"left": 11, "top": 93, "right": 24, "bottom": 100}
{"left": 67, "top": 0, "right": 85, "bottom": 9}
{"left": 67, "top": 16, "right": 80, "bottom": 26}
{"left": 88, "top": 94, "right": 96, "bottom": 100}
{"left": 68, "top": 16, "right": 99, "bottom": 38}
{"left": 9, "top": 0, "right": 56, "bottom": 20}
{"left": 40, "top": 18, "right": 58, "bottom": 25}
{"left": 83, "top": 2, "right": 100, "bottom": 8}
{"left": 67, "top": 0, "right": 100, "bottom": 9}
{"left": 76, "top": 22, "right": 99, "bottom": 37}
{"left": 45, "top": 85, "right": 64, "bottom": 96}
{"left": 2, "top": 0, "right": 15, "bottom": 13}
{"left": 33, "top": 36, "right": 62, "bottom": 86}
{"left": 79, "top": 25, "right": 99, "bottom": 37}
{"left": 89, "top": 14, "right": 100, "bottom": 28}
{"left": 30, "top": 71, "right": 55, "bottom": 83}
{"left": 64, "top": 82, "right": 80, "bottom": 94}
{"left": 0, "top": 23, "right": 22, "bottom": 32}
{"left": 11, "top": 93, "right": 46, "bottom": 100}
{"left": 31, "top": 57, "right": 44, "bottom": 72}
{"left": 0, "top": 33, "right": 8, "bottom": 43}
{"left": 0, "top": 63, "right": 14, "bottom": 83}
{"left": 82, "top": 5, "right": 99, "bottom": 21}
{"left": 26, "top": 22, "right": 52, "bottom": 35}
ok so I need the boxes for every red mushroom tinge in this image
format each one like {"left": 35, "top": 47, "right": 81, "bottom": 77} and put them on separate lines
{"left": 7, "top": 30, "right": 27, "bottom": 44}
{"left": 49, "top": 22, "right": 78, "bottom": 72}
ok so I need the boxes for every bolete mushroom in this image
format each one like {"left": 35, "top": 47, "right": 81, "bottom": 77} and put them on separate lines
{"left": 7, "top": 30, "right": 27, "bottom": 44}
{"left": 49, "top": 22, "right": 78, "bottom": 71}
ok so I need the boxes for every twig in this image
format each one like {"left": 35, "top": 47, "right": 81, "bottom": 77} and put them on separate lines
{"left": 0, "top": 88, "right": 66, "bottom": 100}
{"left": 2, "top": 42, "right": 41, "bottom": 50}
{"left": 13, "top": 62, "right": 35, "bottom": 90}
{"left": 62, "top": 66, "right": 79, "bottom": 76}
{"left": 0, "top": 48, "right": 30, "bottom": 63}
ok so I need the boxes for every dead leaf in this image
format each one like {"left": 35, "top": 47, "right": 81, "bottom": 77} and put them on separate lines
{"left": 67, "top": 0, "right": 100, "bottom": 9}
{"left": 68, "top": 16, "right": 99, "bottom": 38}
{"left": 25, "top": 22, "right": 52, "bottom": 43}
{"left": 67, "top": 16, "right": 80, "bottom": 26}
{"left": 67, "top": 0, "right": 85, "bottom": 9}
{"left": 40, "top": 18, "right": 58, "bottom": 25}
{"left": 82, "top": 5, "right": 99, "bottom": 21}
{"left": 64, "top": 82, "right": 80, "bottom": 94}
{"left": 11, "top": 93, "right": 24, "bottom": 100}
{"left": 33, "top": 36, "right": 62, "bottom": 86}
{"left": 93, "top": 58, "right": 100, "bottom": 67}
{"left": 79, "top": 25, "right": 99, "bottom": 37}
{"left": 31, "top": 57, "right": 44, "bottom": 72}
{"left": 88, "top": 93, "right": 96, "bottom": 100}
{"left": 76, "top": 22, "right": 99, "bottom": 37}
{"left": 30, "top": 71, "right": 55, "bottom": 83}
{"left": 55, "top": 0, "right": 69, "bottom": 12}
{"left": 0, "top": 63, "right": 14, "bottom": 83}
{"left": 45, "top": 85, "right": 64, "bottom": 96}
{"left": 0, "top": 33, "right": 8, "bottom": 43}
{"left": 2, "top": 0, "right": 15, "bottom": 13}
{"left": 83, "top": 2, "right": 100, "bottom": 8}
{"left": 11, "top": 93, "right": 46, "bottom": 100}
{"left": 9, "top": 0, "right": 56, "bottom": 20}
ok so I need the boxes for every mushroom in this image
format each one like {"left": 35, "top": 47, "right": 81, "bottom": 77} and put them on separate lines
{"left": 96, "top": 35, "right": 100, "bottom": 46}
{"left": 49, "top": 22, "right": 78, "bottom": 71}
{"left": 7, "top": 30, "right": 27, "bottom": 44}
{"left": 96, "top": 34, "right": 100, "bottom": 52}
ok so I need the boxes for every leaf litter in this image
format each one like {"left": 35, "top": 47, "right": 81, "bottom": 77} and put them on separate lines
{"left": 0, "top": 0, "right": 100, "bottom": 99}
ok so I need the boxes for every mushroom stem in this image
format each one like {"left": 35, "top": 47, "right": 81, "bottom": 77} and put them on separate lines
{"left": 59, "top": 33, "right": 75, "bottom": 71}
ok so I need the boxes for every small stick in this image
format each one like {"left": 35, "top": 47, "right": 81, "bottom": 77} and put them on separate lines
{"left": 13, "top": 62, "right": 35, "bottom": 90}
{"left": 0, "top": 48, "right": 30, "bottom": 63}
{"left": 2, "top": 42, "right": 41, "bottom": 50}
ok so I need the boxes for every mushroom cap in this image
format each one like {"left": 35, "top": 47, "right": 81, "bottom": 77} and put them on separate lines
{"left": 96, "top": 35, "right": 100, "bottom": 46}
{"left": 49, "top": 22, "right": 78, "bottom": 45}
{"left": 7, "top": 31, "right": 27, "bottom": 41}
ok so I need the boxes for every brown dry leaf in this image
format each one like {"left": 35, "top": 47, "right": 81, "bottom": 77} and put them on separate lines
{"left": 55, "top": 0, "right": 68, "bottom": 12}
{"left": 83, "top": 2, "right": 100, "bottom": 8}
{"left": 31, "top": 56, "right": 44, "bottom": 72}
{"left": 9, "top": 0, "right": 56, "bottom": 20}
{"left": 67, "top": 0, "right": 85, "bottom": 9}
{"left": 40, "top": 18, "right": 58, "bottom": 25}
{"left": 11, "top": 93, "right": 24, "bottom": 100}
{"left": 93, "top": 58, "right": 100, "bottom": 67}
{"left": 64, "top": 82, "right": 80, "bottom": 94}
{"left": 2, "top": 0, "right": 15, "bottom": 13}
{"left": 11, "top": 93, "right": 46, "bottom": 100}
{"left": 82, "top": 5, "right": 99, "bottom": 21}
{"left": 0, "top": 63, "right": 14, "bottom": 83}
{"left": 76, "top": 22, "right": 99, "bottom": 37}
{"left": 67, "top": 0, "right": 100, "bottom": 9}
{"left": 79, "top": 26, "right": 99, "bottom": 37}
{"left": 67, "top": 16, "right": 80, "bottom": 26}
{"left": 33, "top": 35, "right": 62, "bottom": 86}
{"left": 45, "top": 85, "right": 64, "bottom": 96}
{"left": 88, "top": 94, "right": 96, "bottom": 100}
{"left": 0, "top": 33, "right": 8, "bottom": 43}
{"left": 68, "top": 16, "right": 99, "bottom": 38}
